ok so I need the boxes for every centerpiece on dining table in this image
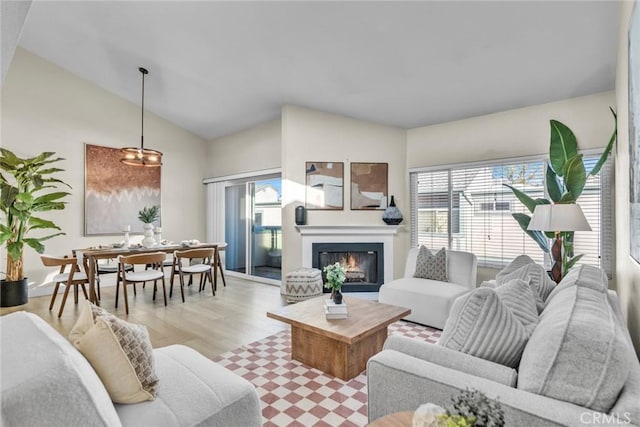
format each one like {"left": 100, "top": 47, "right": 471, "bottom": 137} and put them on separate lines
{"left": 138, "top": 205, "right": 160, "bottom": 248}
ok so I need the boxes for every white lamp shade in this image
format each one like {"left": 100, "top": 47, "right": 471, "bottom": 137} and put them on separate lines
{"left": 527, "top": 204, "right": 592, "bottom": 232}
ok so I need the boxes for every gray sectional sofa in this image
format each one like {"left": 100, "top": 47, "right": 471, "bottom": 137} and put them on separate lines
{"left": 368, "top": 264, "right": 640, "bottom": 426}
{"left": 0, "top": 311, "right": 262, "bottom": 427}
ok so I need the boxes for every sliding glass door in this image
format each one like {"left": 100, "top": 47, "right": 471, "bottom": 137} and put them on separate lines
{"left": 223, "top": 174, "right": 282, "bottom": 282}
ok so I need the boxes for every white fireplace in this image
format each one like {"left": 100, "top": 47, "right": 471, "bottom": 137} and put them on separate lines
{"left": 296, "top": 225, "right": 401, "bottom": 284}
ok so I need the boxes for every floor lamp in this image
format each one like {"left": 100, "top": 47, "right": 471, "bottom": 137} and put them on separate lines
{"left": 527, "top": 204, "right": 591, "bottom": 283}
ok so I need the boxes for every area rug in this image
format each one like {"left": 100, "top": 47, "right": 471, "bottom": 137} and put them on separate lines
{"left": 212, "top": 321, "right": 441, "bottom": 427}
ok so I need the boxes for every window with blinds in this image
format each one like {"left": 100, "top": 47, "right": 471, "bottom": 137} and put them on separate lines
{"left": 410, "top": 153, "right": 613, "bottom": 275}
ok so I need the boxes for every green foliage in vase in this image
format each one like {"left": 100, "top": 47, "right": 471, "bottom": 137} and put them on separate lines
{"left": 504, "top": 108, "right": 616, "bottom": 273}
{"left": 0, "top": 149, "right": 70, "bottom": 281}
{"left": 138, "top": 205, "right": 160, "bottom": 224}
{"left": 323, "top": 262, "right": 346, "bottom": 291}
{"left": 447, "top": 389, "right": 504, "bottom": 427}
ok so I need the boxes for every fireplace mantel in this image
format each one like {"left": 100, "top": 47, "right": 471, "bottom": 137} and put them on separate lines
{"left": 296, "top": 225, "right": 401, "bottom": 235}
{"left": 297, "top": 225, "right": 400, "bottom": 284}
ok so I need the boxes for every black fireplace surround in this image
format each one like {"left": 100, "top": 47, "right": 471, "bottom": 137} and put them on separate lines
{"left": 312, "top": 242, "right": 384, "bottom": 292}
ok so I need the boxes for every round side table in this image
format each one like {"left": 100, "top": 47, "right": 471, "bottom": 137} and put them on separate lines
{"left": 367, "top": 411, "right": 414, "bottom": 426}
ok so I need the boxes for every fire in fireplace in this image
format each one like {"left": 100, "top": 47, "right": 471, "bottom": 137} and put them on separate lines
{"left": 312, "top": 242, "right": 384, "bottom": 292}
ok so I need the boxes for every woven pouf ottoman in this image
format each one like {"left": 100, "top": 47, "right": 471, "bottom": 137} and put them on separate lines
{"left": 285, "top": 268, "right": 323, "bottom": 303}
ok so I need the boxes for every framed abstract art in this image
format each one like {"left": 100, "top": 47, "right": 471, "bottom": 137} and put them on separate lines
{"left": 305, "top": 161, "right": 344, "bottom": 210}
{"left": 350, "top": 162, "right": 388, "bottom": 210}
{"left": 630, "top": 2, "right": 640, "bottom": 264}
{"left": 84, "top": 144, "right": 161, "bottom": 235}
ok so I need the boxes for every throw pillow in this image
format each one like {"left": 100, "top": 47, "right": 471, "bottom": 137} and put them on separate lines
{"left": 413, "top": 246, "right": 448, "bottom": 282}
{"left": 494, "top": 278, "right": 539, "bottom": 333}
{"left": 69, "top": 301, "right": 159, "bottom": 404}
{"left": 518, "top": 285, "right": 633, "bottom": 413}
{"left": 496, "top": 262, "right": 555, "bottom": 313}
{"left": 438, "top": 287, "right": 531, "bottom": 368}
{"left": 495, "top": 254, "right": 536, "bottom": 282}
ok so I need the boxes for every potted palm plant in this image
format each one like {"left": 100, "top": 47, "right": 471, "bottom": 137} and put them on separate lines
{"left": 0, "top": 149, "right": 70, "bottom": 307}
{"left": 504, "top": 109, "right": 616, "bottom": 277}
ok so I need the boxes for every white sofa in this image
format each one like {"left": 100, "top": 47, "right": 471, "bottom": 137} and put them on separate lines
{"left": 0, "top": 311, "right": 262, "bottom": 427}
{"left": 378, "top": 248, "right": 477, "bottom": 329}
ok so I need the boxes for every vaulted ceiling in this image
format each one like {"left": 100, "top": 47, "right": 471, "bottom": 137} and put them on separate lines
{"left": 16, "top": 1, "right": 621, "bottom": 140}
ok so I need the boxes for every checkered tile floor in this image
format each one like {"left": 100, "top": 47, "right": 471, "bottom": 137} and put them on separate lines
{"left": 213, "top": 321, "right": 441, "bottom": 426}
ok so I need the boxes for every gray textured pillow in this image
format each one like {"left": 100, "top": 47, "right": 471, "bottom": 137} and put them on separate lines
{"left": 494, "top": 278, "right": 539, "bottom": 333}
{"left": 495, "top": 255, "right": 536, "bottom": 282}
{"left": 518, "top": 285, "right": 633, "bottom": 413}
{"left": 413, "top": 246, "right": 448, "bottom": 281}
{"left": 439, "top": 287, "right": 530, "bottom": 368}
{"left": 496, "top": 263, "right": 555, "bottom": 313}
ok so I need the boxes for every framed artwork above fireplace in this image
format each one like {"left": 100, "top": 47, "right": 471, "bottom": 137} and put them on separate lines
{"left": 305, "top": 161, "right": 344, "bottom": 210}
{"left": 350, "top": 162, "right": 388, "bottom": 210}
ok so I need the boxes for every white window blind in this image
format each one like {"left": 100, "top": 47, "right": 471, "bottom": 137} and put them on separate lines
{"left": 410, "top": 154, "right": 613, "bottom": 276}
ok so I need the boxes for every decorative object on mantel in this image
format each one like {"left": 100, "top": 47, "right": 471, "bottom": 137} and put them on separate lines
{"left": 323, "top": 262, "right": 346, "bottom": 304}
{"left": 350, "top": 162, "right": 388, "bottom": 210}
{"left": 382, "top": 195, "right": 403, "bottom": 225}
{"left": 120, "top": 67, "right": 163, "bottom": 167}
{"left": 305, "top": 161, "right": 344, "bottom": 210}
{"left": 295, "top": 205, "right": 306, "bottom": 225}
{"left": 0, "top": 149, "right": 70, "bottom": 307}
{"left": 138, "top": 205, "right": 160, "bottom": 248}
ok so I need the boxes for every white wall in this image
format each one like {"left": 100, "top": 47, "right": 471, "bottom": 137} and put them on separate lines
{"left": 614, "top": 1, "right": 640, "bottom": 355}
{"left": 281, "top": 105, "right": 408, "bottom": 281}
{"left": 407, "top": 91, "right": 616, "bottom": 283}
{"left": 1, "top": 48, "right": 208, "bottom": 296}
{"left": 205, "top": 119, "right": 281, "bottom": 178}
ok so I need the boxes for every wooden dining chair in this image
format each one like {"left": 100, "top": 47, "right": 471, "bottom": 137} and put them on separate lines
{"left": 215, "top": 243, "right": 227, "bottom": 288}
{"left": 170, "top": 248, "right": 216, "bottom": 302}
{"left": 41, "top": 255, "right": 89, "bottom": 318}
{"left": 117, "top": 252, "right": 167, "bottom": 315}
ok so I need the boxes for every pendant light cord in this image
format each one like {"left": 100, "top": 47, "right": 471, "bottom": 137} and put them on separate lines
{"left": 139, "top": 67, "right": 148, "bottom": 150}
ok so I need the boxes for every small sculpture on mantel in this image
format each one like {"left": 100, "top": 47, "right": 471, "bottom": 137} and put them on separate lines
{"left": 382, "top": 195, "right": 403, "bottom": 225}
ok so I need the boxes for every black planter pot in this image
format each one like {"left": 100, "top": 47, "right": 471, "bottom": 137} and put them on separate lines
{"left": 332, "top": 290, "right": 343, "bottom": 305}
{"left": 1, "top": 278, "right": 29, "bottom": 307}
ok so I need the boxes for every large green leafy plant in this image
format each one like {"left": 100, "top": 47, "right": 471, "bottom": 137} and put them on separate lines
{"left": 0, "top": 149, "right": 70, "bottom": 281}
{"left": 504, "top": 109, "right": 616, "bottom": 274}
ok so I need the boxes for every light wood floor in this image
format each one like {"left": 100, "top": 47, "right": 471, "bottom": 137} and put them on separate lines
{"left": 0, "top": 275, "right": 289, "bottom": 359}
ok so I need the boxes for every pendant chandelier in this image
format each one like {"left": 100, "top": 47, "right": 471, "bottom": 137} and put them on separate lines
{"left": 120, "top": 67, "right": 163, "bottom": 167}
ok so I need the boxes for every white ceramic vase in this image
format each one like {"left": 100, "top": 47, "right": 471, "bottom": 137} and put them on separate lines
{"left": 142, "top": 223, "right": 156, "bottom": 247}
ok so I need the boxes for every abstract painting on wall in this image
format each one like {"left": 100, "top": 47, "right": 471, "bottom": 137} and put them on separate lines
{"left": 350, "top": 162, "right": 388, "bottom": 210}
{"left": 85, "top": 144, "right": 161, "bottom": 235}
{"left": 630, "top": 2, "right": 640, "bottom": 264}
{"left": 305, "top": 161, "right": 344, "bottom": 209}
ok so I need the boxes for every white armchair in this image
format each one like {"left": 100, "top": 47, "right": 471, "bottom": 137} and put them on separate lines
{"left": 378, "top": 248, "right": 477, "bottom": 329}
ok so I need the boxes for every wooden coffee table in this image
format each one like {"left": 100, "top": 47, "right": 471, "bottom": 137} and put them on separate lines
{"left": 267, "top": 296, "right": 410, "bottom": 380}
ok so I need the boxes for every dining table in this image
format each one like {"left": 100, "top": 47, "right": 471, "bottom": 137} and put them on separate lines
{"left": 74, "top": 242, "right": 226, "bottom": 306}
